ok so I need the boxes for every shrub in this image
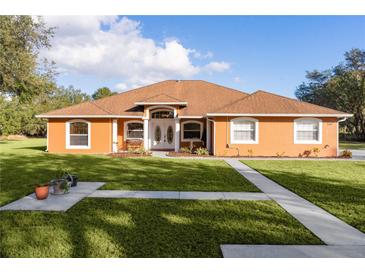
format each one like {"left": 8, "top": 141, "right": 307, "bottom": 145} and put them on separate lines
{"left": 276, "top": 152, "right": 285, "bottom": 158}
{"left": 195, "top": 147, "right": 209, "bottom": 156}
{"left": 340, "top": 149, "right": 352, "bottom": 158}
{"left": 312, "top": 147, "right": 321, "bottom": 157}
{"left": 303, "top": 150, "right": 312, "bottom": 157}
{"left": 179, "top": 147, "right": 192, "bottom": 154}
{"left": 247, "top": 149, "right": 253, "bottom": 157}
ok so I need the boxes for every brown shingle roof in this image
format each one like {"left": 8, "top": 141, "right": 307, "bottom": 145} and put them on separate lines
{"left": 210, "top": 90, "right": 350, "bottom": 115}
{"left": 37, "top": 81, "right": 350, "bottom": 118}
{"left": 38, "top": 80, "right": 248, "bottom": 117}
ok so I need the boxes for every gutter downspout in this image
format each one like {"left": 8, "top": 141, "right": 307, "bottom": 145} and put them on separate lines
{"left": 207, "top": 118, "right": 215, "bottom": 155}
{"left": 337, "top": 117, "right": 348, "bottom": 156}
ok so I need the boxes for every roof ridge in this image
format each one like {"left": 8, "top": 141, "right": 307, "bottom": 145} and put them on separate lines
{"left": 91, "top": 100, "right": 113, "bottom": 115}
{"left": 211, "top": 90, "right": 259, "bottom": 113}
{"left": 142, "top": 92, "right": 183, "bottom": 102}
{"left": 254, "top": 90, "right": 348, "bottom": 114}
{"left": 198, "top": 80, "right": 250, "bottom": 96}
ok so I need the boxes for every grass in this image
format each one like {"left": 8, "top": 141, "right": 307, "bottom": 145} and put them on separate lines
{"left": 339, "top": 141, "right": 365, "bottom": 150}
{"left": 0, "top": 199, "right": 321, "bottom": 258}
{"left": 0, "top": 139, "right": 258, "bottom": 205}
{"left": 242, "top": 160, "right": 365, "bottom": 233}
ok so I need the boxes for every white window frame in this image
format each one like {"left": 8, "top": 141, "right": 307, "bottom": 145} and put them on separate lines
{"left": 66, "top": 119, "right": 91, "bottom": 149}
{"left": 181, "top": 120, "right": 203, "bottom": 142}
{"left": 124, "top": 120, "right": 144, "bottom": 140}
{"left": 294, "top": 118, "right": 322, "bottom": 144}
{"left": 230, "top": 117, "right": 259, "bottom": 144}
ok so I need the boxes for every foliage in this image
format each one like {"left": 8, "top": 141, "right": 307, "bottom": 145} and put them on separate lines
{"left": 339, "top": 149, "right": 352, "bottom": 158}
{"left": 179, "top": 147, "right": 192, "bottom": 153}
{"left": 0, "top": 16, "right": 55, "bottom": 99}
{"left": 296, "top": 48, "right": 365, "bottom": 141}
{"left": 195, "top": 147, "right": 209, "bottom": 156}
{"left": 0, "top": 86, "right": 90, "bottom": 136}
{"left": 247, "top": 149, "right": 253, "bottom": 157}
{"left": 243, "top": 160, "right": 365, "bottom": 233}
{"left": 312, "top": 147, "right": 320, "bottom": 157}
{"left": 92, "top": 87, "right": 117, "bottom": 100}
{"left": 275, "top": 152, "right": 285, "bottom": 158}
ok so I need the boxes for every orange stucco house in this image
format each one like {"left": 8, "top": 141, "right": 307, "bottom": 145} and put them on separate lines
{"left": 37, "top": 80, "right": 352, "bottom": 157}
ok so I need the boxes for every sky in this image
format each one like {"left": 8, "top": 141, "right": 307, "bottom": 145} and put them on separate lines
{"left": 41, "top": 16, "right": 365, "bottom": 98}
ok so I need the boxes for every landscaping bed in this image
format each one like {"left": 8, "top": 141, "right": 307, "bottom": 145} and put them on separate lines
{"left": 109, "top": 152, "right": 152, "bottom": 158}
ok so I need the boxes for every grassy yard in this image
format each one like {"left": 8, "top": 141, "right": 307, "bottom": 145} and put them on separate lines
{"left": 242, "top": 160, "right": 365, "bottom": 233}
{"left": 0, "top": 199, "right": 321, "bottom": 257}
{"left": 0, "top": 139, "right": 258, "bottom": 205}
{"left": 339, "top": 141, "right": 365, "bottom": 150}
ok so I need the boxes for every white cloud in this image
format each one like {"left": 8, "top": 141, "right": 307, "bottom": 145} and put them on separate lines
{"left": 114, "top": 82, "right": 128, "bottom": 91}
{"left": 41, "top": 16, "right": 230, "bottom": 89}
{"left": 233, "top": 76, "right": 241, "bottom": 83}
{"left": 204, "top": 61, "right": 230, "bottom": 73}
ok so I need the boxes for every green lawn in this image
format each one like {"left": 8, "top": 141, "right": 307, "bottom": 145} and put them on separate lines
{"left": 242, "top": 160, "right": 365, "bottom": 233}
{"left": 339, "top": 141, "right": 365, "bottom": 150}
{"left": 0, "top": 199, "right": 321, "bottom": 257}
{"left": 0, "top": 139, "right": 258, "bottom": 205}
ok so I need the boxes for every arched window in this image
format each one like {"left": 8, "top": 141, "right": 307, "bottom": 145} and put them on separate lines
{"left": 125, "top": 121, "right": 144, "bottom": 139}
{"left": 294, "top": 118, "right": 322, "bottom": 144}
{"left": 151, "top": 110, "right": 174, "bottom": 119}
{"left": 66, "top": 120, "right": 90, "bottom": 149}
{"left": 230, "top": 118, "right": 258, "bottom": 144}
{"left": 181, "top": 121, "right": 203, "bottom": 141}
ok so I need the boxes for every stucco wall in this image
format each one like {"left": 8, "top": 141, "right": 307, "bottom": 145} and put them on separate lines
{"left": 48, "top": 118, "right": 112, "bottom": 154}
{"left": 213, "top": 116, "right": 338, "bottom": 157}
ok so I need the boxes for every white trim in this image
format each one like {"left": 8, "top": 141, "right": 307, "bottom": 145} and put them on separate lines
{"left": 36, "top": 115, "right": 143, "bottom": 118}
{"left": 150, "top": 109, "right": 175, "bottom": 119}
{"left": 207, "top": 113, "right": 353, "bottom": 118}
{"left": 143, "top": 119, "right": 149, "bottom": 149}
{"left": 112, "top": 119, "right": 118, "bottom": 153}
{"left": 174, "top": 118, "right": 180, "bottom": 152}
{"left": 135, "top": 102, "right": 187, "bottom": 106}
{"left": 179, "top": 116, "right": 204, "bottom": 119}
{"left": 46, "top": 121, "right": 49, "bottom": 152}
{"left": 181, "top": 120, "right": 204, "bottom": 142}
{"left": 124, "top": 120, "right": 144, "bottom": 141}
{"left": 66, "top": 119, "right": 91, "bottom": 149}
{"left": 146, "top": 105, "right": 177, "bottom": 118}
{"left": 230, "top": 117, "right": 259, "bottom": 144}
{"left": 294, "top": 118, "right": 322, "bottom": 144}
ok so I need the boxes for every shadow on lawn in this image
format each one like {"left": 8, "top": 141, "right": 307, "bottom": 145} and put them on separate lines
{"left": 0, "top": 199, "right": 321, "bottom": 258}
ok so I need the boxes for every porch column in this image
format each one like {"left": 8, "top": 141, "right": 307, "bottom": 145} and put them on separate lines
{"left": 174, "top": 117, "right": 180, "bottom": 152}
{"left": 112, "top": 119, "right": 118, "bottom": 152}
{"left": 206, "top": 118, "right": 211, "bottom": 152}
{"left": 143, "top": 118, "right": 149, "bottom": 150}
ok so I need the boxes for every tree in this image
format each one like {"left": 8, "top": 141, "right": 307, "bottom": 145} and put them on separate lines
{"left": 296, "top": 48, "right": 365, "bottom": 141}
{"left": 0, "top": 16, "right": 55, "bottom": 99}
{"left": 92, "top": 87, "right": 116, "bottom": 100}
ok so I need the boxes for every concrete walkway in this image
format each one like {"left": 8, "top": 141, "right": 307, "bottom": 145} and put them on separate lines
{"left": 89, "top": 190, "right": 270, "bottom": 201}
{"left": 0, "top": 182, "right": 105, "bottom": 212}
{"left": 225, "top": 159, "right": 365, "bottom": 246}
{"left": 221, "top": 245, "right": 365, "bottom": 258}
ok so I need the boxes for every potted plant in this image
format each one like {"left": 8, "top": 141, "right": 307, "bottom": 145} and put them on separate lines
{"left": 50, "top": 169, "right": 71, "bottom": 195}
{"left": 62, "top": 169, "right": 78, "bottom": 187}
{"left": 35, "top": 183, "right": 49, "bottom": 200}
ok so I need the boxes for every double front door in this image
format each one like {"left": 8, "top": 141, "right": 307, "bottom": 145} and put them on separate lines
{"left": 150, "top": 119, "right": 175, "bottom": 150}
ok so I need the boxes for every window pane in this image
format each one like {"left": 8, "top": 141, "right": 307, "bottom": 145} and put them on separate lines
{"left": 151, "top": 111, "right": 174, "bottom": 119}
{"left": 296, "top": 120, "right": 319, "bottom": 141}
{"left": 184, "top": 130, "right": 200, "bottom": 139}
{"left": 184, "top": 123, "right": 200, "bottom": 131}
{"left": 234, "top": 121, "right": 254, "bottom": 131}
{"left": 234, "top": 130, "right": 254, "bottom": 141}
{"left": 128, "top": 123, "right": 143, "bottom": 130}
{"left": 70, "top": 135, "right": 88, "bottom": 146}
{"left": 297, "top": 130, "right": 318, "bottom": 141}
{"left": 70, "top": 122, "right": 88, "bottom": 134}
{"left": 128, "top": 130, "right": 143, "bottom": 139}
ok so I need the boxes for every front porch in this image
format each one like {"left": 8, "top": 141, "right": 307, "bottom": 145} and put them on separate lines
{"left": 112, "top": 105, "right": 213, "bottom": 153}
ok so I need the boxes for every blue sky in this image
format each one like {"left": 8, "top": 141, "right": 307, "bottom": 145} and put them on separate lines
{"left": 43, "top": 16, "right": 365, "bottom": 98}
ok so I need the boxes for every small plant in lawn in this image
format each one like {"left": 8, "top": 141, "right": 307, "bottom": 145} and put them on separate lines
{"left": 312, "top": 147, "right": 320, "bottom": 157}
{"left": 179, "top": 147, "right": 192, "bottom": 154}
{"left": 276, "top": 152, "right": 285, "bottom": 158}
{"left": 195, "top": 147, "right": 209, "bottom": 156}
{"left": 340, "top": 149, "right": 352, "bottom": 158}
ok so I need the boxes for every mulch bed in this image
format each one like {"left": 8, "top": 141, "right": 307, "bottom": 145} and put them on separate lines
{"left": 167, "top": 152, "right": 211, "bottom": 157}
{"left": 109, "top": 152, "right": 152, "bottom": 158}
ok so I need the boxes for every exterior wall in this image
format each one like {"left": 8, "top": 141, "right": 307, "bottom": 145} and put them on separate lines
{"left": 214, "top": 116, "right": 338, "bottom": 157}
{"left": 48, "top": 118, "right": 112, "bottom": 154}
{"left": 117, "top": 118, "right": 144, "bottom": 151}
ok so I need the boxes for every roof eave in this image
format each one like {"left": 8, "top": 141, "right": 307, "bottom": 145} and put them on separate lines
{"left": 134, "top": 102, "right": 188, "bottom": 106}
{"left": 35, "top": 115, "right": 144, "bottom": 118}
{"left": 206, "top": 113, "right": 353, "bottom": 118}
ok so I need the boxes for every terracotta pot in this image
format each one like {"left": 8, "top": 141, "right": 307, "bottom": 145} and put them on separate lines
{"left": 35, "top": 184, "right": 49, "bottom": 200}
